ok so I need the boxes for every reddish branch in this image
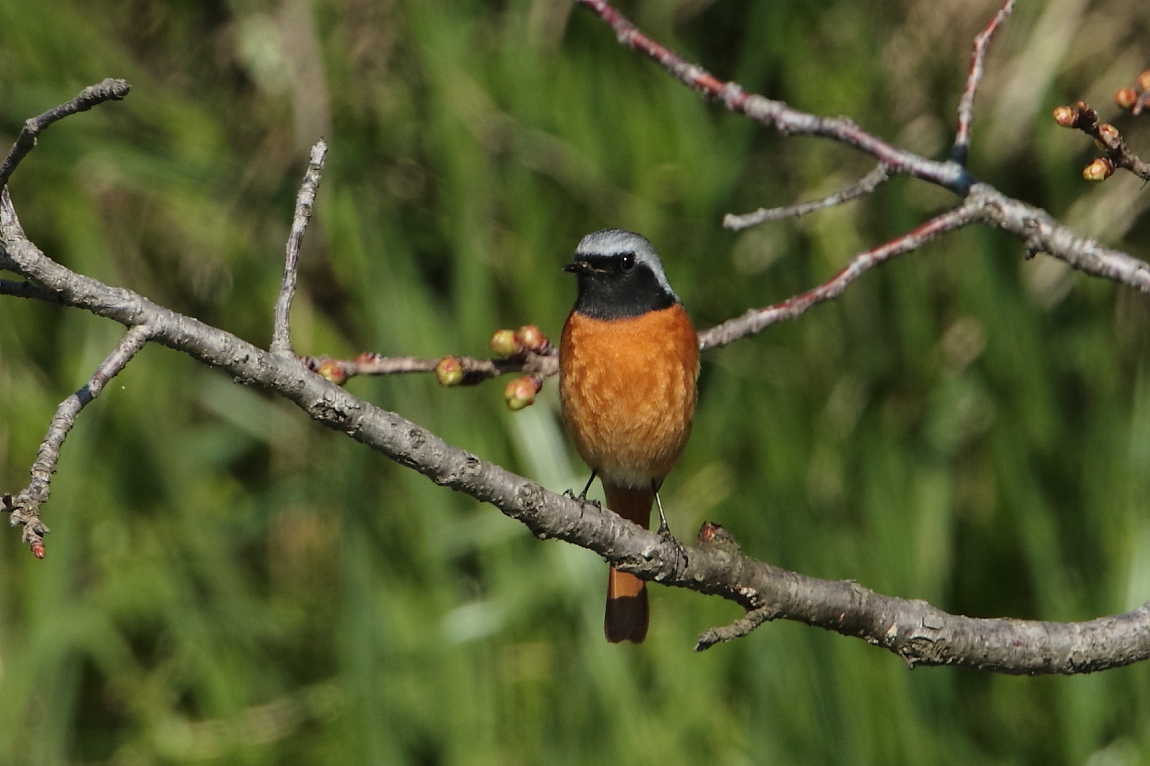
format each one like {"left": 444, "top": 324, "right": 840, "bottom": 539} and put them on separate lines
{"left": 701, "top": 202, "right": 983, "bottom": 350}
{"left": 952, "top": 0, "right": 1016, "bottom": 165}
{"left": 575, "top": 0, "right": 976, "bottom": 194}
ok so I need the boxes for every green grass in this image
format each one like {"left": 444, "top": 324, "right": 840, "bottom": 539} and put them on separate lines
{"left": 2, "top": 0, "right": 1150, "bottom": 763}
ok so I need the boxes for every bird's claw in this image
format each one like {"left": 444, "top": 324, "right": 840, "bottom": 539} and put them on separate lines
{"left": 563, "top": 487, "right": 601, "bottom": 509}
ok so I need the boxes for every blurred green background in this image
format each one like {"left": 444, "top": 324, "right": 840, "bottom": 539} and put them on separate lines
{"left": 2, "top": 0, "right": 1150, "bottom": 763}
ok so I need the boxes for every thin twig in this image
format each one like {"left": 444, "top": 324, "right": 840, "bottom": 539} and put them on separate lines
{"left": 951, "top": 0, "right": 1016, "bottom": 166}
{"left": 575, "top": 0, "right": 976, "bottom": 194}
{"left": 270, "top": 138, "right": 328, "bottom": 357}
{"left": 5, "top": 324, "right": 152, "bottom": 558}
{"left": 300, "top": 349, "right": 558, "bottom": 385}
{"left": 700, "top": 201, "right": 983, "bottom": 350}
{"left": 723, "top": 164, "right": 890, "bottom": 230}
{"left": 0, "top": 79, "right": 131, "bottom": 190}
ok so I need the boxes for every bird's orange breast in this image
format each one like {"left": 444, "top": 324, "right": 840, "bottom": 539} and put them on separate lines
{"left": 559, "top": 303, "right": 699, "bottom": 488}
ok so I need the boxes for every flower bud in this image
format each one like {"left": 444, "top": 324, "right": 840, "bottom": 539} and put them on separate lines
{"left": 698, "top": 521, "right": 723, "bottom": 543}
{"left": 504, "top": 375, "right": 541, "bottom": 410}
{"left": 1138, "top": 69, "right": 1150, "bottom": 93}
{"left": 1052, "top": 105, "right": 1078, "bottom": 128}
{"left": 1082, "top": 157, "right": 1114, "bottom": 182}
{"left": 489, "top": 329, "right": 522, "bottom": 358}
{"left": 316, "top": 359, "right": 349, "bottom": 386}
{"left": 435, "top": 356, "right": 464, "bottom": 386}
{"left": 1115, "top": 88, "right": 1139, "bottom": 110}
{"left": 515, "top": 324, "right": 551, "bottom": 354}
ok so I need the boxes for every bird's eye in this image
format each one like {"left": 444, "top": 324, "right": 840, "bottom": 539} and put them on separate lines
{"left": 619, "top": 253, "right": 635, "bottom": 272}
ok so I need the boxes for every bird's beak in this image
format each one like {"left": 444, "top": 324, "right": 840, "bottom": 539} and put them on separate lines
{"left": 563, "top": 260, "right": 595, "bottom": 275}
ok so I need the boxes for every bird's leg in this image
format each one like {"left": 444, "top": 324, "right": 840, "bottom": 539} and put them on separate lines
{"left": 579, "top": 471, "right": 597, "bottom": 500}
{"left": 652, "top": 482, "right": 687, "bottom": 571}
{"left": 652, "top": 481, "right": 673, "bottom": 538}
{"left": 564, "top": 471, "right": 601, "bottom": 508}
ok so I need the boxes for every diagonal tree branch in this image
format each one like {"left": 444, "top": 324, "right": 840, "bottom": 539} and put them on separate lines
{"left": 702, "top": 201, "right": 983, "bottom": 350}
{"left": 575, "top": 0, "right": 976, "bottom": 194}
{"left": 575, "top": 0, "right": 1150, "bottom": 312}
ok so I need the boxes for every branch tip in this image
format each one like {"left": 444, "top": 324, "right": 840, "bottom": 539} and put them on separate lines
{"left": 0, "top": 78, "right": 132, "bottom": 189}
{"left": 271, "top": 138, "right": 329, "bottom": 358}
{"left": 952, "top": 0, "right": 1016, "bottom": 161}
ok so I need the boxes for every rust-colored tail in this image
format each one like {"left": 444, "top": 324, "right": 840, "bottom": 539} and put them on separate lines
{"left": 602, "top": 484, "right": 653, "bottom": 643}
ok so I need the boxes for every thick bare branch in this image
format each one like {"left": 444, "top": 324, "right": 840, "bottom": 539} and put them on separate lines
{"left": 686, "top": 521, "right": 1150, "bottom": 673}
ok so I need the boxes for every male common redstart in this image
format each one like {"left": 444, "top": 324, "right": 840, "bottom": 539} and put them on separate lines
{"left": 559, "top": 229, "right": 699, "bottom": 643}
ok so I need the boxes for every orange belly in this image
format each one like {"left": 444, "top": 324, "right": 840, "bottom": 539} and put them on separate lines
{"left": 559, "top": 304, "right": 699, "bottom": 489}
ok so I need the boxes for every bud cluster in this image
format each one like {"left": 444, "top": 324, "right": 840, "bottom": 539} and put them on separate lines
{"left": 1051, "top": 80, "right": 1146, "bottom": 183}
{"left": 489, "top": 324, "right": 553, "bottom": 358}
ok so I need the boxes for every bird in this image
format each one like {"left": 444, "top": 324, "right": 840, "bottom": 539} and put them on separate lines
{"left": 558, "top": 228, "right": 699, "bottom": 643}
